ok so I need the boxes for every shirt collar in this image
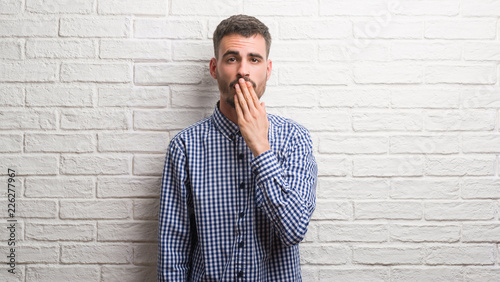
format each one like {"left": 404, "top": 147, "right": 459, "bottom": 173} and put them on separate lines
{"left": 212, "top": 102, "right": 241, "bottom": 141}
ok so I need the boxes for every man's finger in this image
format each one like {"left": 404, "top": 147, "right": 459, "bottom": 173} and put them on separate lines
{"left": 246, "top": 81, "right": 260, "bottom": 108}
{"left": 238, "top": 79, "right": 256, "bottom": 111}
{"left": 235, "top": 83, "right": 249, "bottom": 113}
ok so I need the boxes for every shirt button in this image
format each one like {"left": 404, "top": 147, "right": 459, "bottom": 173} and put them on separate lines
{"left": 238, "top": 241, "right": 244, "bottom": 248}
{"left": 237, "top": 271, "right": 244, "bottom": 278}
{"left": 239, "top": 212, "right": 245, "bottom": 218}
{"left": 239, "top": 183, "right": 245, "bottom": 189}
{"left": 238, "top": 153, "right": 244, "bottom": 160}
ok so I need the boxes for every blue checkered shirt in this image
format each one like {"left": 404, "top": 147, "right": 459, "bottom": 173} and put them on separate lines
{"left": 158, "top": 104, "right": 317, "bottom": 281}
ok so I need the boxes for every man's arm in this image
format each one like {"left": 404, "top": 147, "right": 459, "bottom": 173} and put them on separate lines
{"left": 157, "top": 140, "right": 193, "bottom": 281}
{"left": 234, "top": 78, "right": 317, "bottom": 246}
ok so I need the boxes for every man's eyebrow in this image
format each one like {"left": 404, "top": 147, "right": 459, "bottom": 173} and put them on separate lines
{"left": 222, "top": 50, "right": 239, "bottom": 57}
{"left": 249, "top": 53, "right": 264, "bottom": 59}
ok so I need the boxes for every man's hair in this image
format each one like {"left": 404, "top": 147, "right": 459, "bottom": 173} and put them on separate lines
{"left": 213, "top": 14, "right": 272, "bottom": 59}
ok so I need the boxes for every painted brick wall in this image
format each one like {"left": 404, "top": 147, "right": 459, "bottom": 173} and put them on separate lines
{"left": 1, "top": 0, "right": 499, "bottom": 281}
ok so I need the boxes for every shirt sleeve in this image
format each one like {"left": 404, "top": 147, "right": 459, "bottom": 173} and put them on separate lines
{"left": 157, "top": 140, "right": 194, "bottom": 281}
{"left": 250, "top": 126, "right": 317, "bottom": 246}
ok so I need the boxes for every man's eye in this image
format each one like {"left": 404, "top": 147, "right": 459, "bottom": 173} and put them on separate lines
{"left": 227, "top": 57, "right": 236, "bottom": 62}
{"left": 251, "top": 58, "right": 260, "bottom": 63}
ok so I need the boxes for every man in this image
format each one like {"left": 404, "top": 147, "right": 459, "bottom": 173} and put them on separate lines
{"left": 158, "top": 14, "right": 317, "bottom": 281}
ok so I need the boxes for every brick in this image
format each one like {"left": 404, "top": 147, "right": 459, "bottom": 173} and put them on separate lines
{"left": 0, "top": 18, "right": 58, "bottom": 36}
{"left": 26, "top": 266, "right": 100, "bottom": 282}
{"left": 302, "top": 221, "right": 318, "bottom": 243}
{"left": 463, "top": 134, "right": 500, "bottom": 153}
{"left": 391, "top": 41, "right": 460, "bottom": 60}
{"left": 0, "top": 220, "right": 23, "bottom": 241}
{"left": 318, "top": 223, "right": 387, "bottom": 242}
{"left": 465, "top": 267, "right": 500, "bottom": 281}
{"left": 461, "top": 88, "right": 500, "bottom": 108}
{"left": 26, "top": 133, "right": 95, "bottom": 153}
{"left": 279, "top": 20, "right": 351, "bottom": 39}
{"left": 60, "top": 17, "right": 129, "bottom": 37}
{"left": 425, "top": 157, "right": 495, "bottom": 176}
{"left": 98, "top": 177, "right": 160, "bottom": 198}
{"left": 61, "top": 109, "right": 128, "bottom": 130}
{"left": 390, "top": 135, "right": 459, "bottom": 154}
{"left": 60, "top": 200, "right": 131, "bottom": 219}
{"left": 319, "top": 41, "right": 390, "bottom": 62}
{"left": 172, "top": 40, "right": 213, "bottom": 61}
{"left": 100, "top": 39, "right": 170, "bottom": 60}
{"left": 61, "top": 244, "right": 132, "bottom": 263}
{"left": 312, "top": 200, "right": 351, "bottom": 220}
{"left": 98, "top": 221, "right": 157, "bottom": 242}
{"left": 27, "top": 0, "right": 92, "bottom": 13}
{"left": 135, "top": 63, "right": 204, "bottom": 85}
{"left": 25, "top": 177, "right": 94, "bottom": 198}
{"left": 0, "top": 266, "right": 24, "bottom": 281}
{"left": 391, "top": 267, "right": 462, "bottom": 282}
{"left": 61, "top": 155, "right": 129, "bottom": 175}
{"left": 260, "top": 86, "right": 319, "bottom": 108}
{"left": 320, "top": 135, "right": 387, "bottom": 154}
{"left": 284, "top": 109, "right": 350, "bottom": 132}
{"left": 319, "top": 268, "right": 388, "bottom": 282}
{"left": 318, "top": 178, "right": 389, "bottom": 199}
{"left": 425, "top": 20, "right": 496, "bottom": 39}
{"left": 353, "top": 246, "right": 422, "bottom": 265}
{"left": 26, "top": 86, "right": 94, "bottom": 106}
{"left": 26, "top": 38, "right": 95, "bottom": 58}
{"left": 391, "top": 178, "right": 459, "bottom": 199}
{"left": 424, "top": 201, "right": 496, "bottom": 220}
{"left": 315, "top": 156, "right": 348, "bottom": 176}
{"left": 463, "top": 224, "right": 500, "bottom": 242}
{"left": 391, "top": 89, "right": 460, "bottom": 108}
{"left": 464, "top": 42, "right": 500, "bottom": 61}
{"left": 300, "top": 244, "right": 349, "bottom": 265}
{"left": 0, "top": 86, "right": 23, "bottom": 106}
{"left": 99, "top": 0, "right": 166, "bottom": 15}
{"left": 16, "top": 199, "right": 57, "bottom": 218}
{"left": 99, "top": 87, "right": 169, "bottom": 107}
{"left": 462, "top": 0, "right": 500, "bottom": 16}
{"left": 353, "top": 20, "right": 423, "bottom": 39}
{"left": 353, "top": 157, "right": 423, "bottom": 177}
{"left": 133, "top": 199, "right": 160, "bottom": 220}
{"left": 0, "top": 110, "right": 56, "bottom": 130}
{"left": 26, "top": 222, "right": 95, "bottom": 241}
{"left": 98, "top": 133, "right": 169, "bottom": 153}
{"left": 279, "top": 64, "right": 349, "bottom": 85}
{"left": 170, "top": 86, "right": 225, "bottom": 108}
{"left": 134, "top": 109, "right": 204, "bottom": 130}
{"left": 101, "top": 266, "right": 157, "bottom": 282}
{"left": 425, "top": 245, "right": 495, "bottom": 265}
{"left": 425, "top": 65, "right": 496, "bottom": 84}
{"left": 320, "top": 0, "right": 388, "bottom": 16}
{"left": 353, "top": 63, "right": 422, "bottom": 84}
{"left": 0, "top": 39, "right": 22, "bottom": 59}
{"left": 0, "top": 62, "right": 57, "bottom": 82}
{"left": 133, "top": 154, "right": 165, "bottom": 176}
{"left": 0, "top": 0, "right": 22, "bottom": 14}
{"left": 271, "top": 41, "right": 317, "bottom": 62}
{"left": 355, "top": 201, "right": 422, "bottom": 220}
{"left": 248, "top": 0, "right": 319, "bottom": 16}
{"left": 461, "top": 178, "right": 500, "bottom": 199}
{"left": 318, "top": 88, "right": 390, "bottom": 108}
{"left": 392, "top": 0, "right": 459, "bottom": 15}
{"left": 134, "top": 19, "right": 205, "bottom": 39}
{"left": 133, "top": 244, "right": 157, "bottom": 264}
{"left": 7, "top": 245, "right": 59, "bottom": 263}
{"left": 390, "top": 224, "right": 460, "bottom": 242}
{"left": 0, "top": 134, "right": 22, "bottom": 152}
{"left": 171, "top": 0, "right": 238, "bottom": 15}
{"left": 0, "top": 155, "right": 58, "bottom": 175}
{"left": 61, "top": 62, "right": 131, "bottom": 83}
{"left": 425, "top": 110, "right": 496, "bottom": 131}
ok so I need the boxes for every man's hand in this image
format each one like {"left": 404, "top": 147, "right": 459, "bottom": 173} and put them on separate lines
{"left": 234, "top": 78, "right": 271, "bottom": 157}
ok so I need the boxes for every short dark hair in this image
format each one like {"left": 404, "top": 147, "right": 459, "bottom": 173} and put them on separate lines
{"left": 213, "top": 14, "right": 272, "bottom": 59}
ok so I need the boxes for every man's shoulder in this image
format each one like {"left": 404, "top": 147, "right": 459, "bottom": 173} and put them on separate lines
{"left": 268, "top": 113, "right": 310, "bottom": 136}
{"left": 170, "top": 116, "right": 213, "bottom": 143}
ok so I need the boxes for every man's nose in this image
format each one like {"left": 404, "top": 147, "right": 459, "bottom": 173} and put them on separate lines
{"left": 237, "top": 60, "right": 249, "bottom": 77}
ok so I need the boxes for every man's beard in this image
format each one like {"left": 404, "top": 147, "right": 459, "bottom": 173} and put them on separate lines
{"left": 218, "top": 77, "right": 261, "bottom": 109}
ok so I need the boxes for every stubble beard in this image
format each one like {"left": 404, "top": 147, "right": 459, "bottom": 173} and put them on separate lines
{"left": 217, "top": 76, "right": 264, "bottom": 109}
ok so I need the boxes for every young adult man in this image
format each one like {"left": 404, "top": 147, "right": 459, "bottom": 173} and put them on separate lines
{"left": 157, "top": 14, "right": 317, "bottom": 281}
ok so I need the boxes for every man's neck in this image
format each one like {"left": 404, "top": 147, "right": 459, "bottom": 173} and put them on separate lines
{"left": 219, "top": 99, "right": 239, "bottom": 125}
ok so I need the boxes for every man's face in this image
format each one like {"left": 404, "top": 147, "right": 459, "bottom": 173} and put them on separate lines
{"left": 210, "top": 34, "right": 272, "bottom": 108}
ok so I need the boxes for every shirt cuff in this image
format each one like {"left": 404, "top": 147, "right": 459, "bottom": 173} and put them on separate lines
{"left": 251, "top": 150, "right": 283, "bottom": 187}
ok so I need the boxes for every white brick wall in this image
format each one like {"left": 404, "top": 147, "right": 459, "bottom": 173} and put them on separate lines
{"left": 0, "top": 0, "right": 499, "bottom": 281}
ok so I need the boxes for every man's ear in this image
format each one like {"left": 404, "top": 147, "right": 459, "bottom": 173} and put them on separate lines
{"left": 266, "top": 59, "right": 272, "bottom": 81}
{"left": 209, "top": 58, "right": 217, "bottom": 79}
